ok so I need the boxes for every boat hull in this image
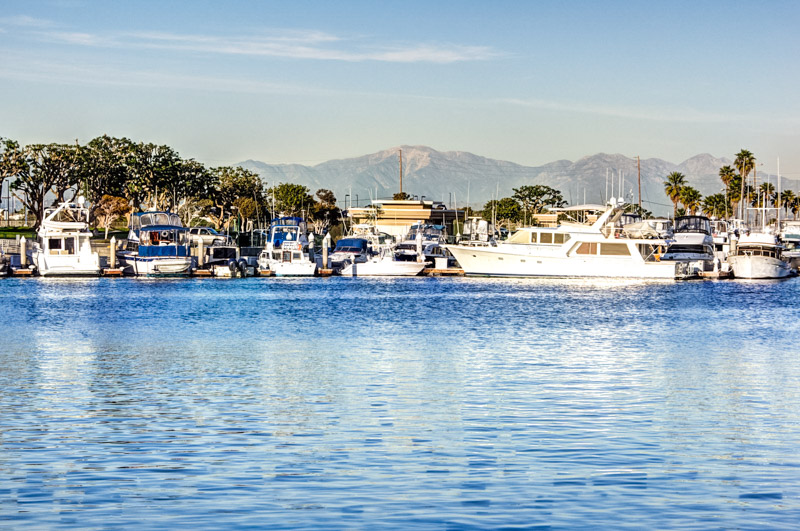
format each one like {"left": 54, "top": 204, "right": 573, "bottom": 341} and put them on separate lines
{"left": 340, "top": 258, "right": 425, "bottom": 277}
{"left": 268, "top": 260, "right": 317, "bottom": 277}
{"left": 729, "top": 255, "right": 793, "bottom": 279}
{"left": 32, "top": 251, "right": 101, "bottom": 277}
{"left": 119, "top": 254, "right": 193, "bottom": 277}
{"left": 447, "top": 245, "right": 677, "bottom": 279}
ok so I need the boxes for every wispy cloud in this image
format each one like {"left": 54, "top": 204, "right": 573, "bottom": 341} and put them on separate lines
{"left": 498, "top": 97, "right": 759, "bottom": 124}
{"left": 24, "top": 23, "right": 499, "bottom": 64}
{"left": 0, "top": 15, "right": 55, "bottom": 28}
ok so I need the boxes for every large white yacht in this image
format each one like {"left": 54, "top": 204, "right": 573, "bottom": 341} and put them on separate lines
{"left": 445, "top": 203, "right": 678, "bottom": 279}
{"left": 728, "top": 231, "right": 793, "bottom": 279}
{"left": 31, "top": 198, "right": 101, "bottom": 276}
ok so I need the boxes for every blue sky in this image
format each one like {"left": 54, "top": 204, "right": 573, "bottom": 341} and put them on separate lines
{"left": 1, "top": 0, "right": 799, "bottom": 177}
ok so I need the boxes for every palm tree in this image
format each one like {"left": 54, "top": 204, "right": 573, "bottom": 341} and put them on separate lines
{"left": 719, "top": 165, "right": 736, "bottom": 218}
{"left": 702, "top": 193, "right": 727, "bottom": 219}
{"left": 757, "top": 182, "right": 776, "bottom": 209}
{"left": 679, "top": 186, "right": 702, "bottom": 215}
{"left": 734, "top": 149, "right": 756, "bottom": 218}
{"left": 781, "top": 190, "right": 795, "bottom": 219}
{"left": 664, "top": 172, "right": 686, "bottom": 219}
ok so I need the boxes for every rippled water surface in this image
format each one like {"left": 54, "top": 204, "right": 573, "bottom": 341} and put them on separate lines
{"left": 1, "top": 276, "right": 800, "bottom": 529}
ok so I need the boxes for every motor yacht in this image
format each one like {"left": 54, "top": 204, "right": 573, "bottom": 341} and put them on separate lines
{"left": 257, "top": 217, "right": 317, "bottom": 276}
{"left": 445, "top": 202, "right": 678, "bottom": 278}
{"left": 395, "top": 223, "right": 448, "bottom": 264}
{"left": 329, "top": 237, "right": 371, "bottom": 271}
{"left": 728, "top": 231, "right": 793, "bottom": 279}
{"left": 659, "top": 215, "right": 715, "bottom": 275}
{"left": 30, "top": 197, "right": 101, "bottom": 276}
{"left": 117, "top": 211, "right": 193, "bottom": 276}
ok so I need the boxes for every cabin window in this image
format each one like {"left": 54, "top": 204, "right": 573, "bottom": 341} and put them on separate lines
{"left": 539, "top": 233, "right": 553, "bottom": 244}
{"left": 48, "top": 238, "right": 62, "bottom": 252}
{"left": 292, "top": 252, "right": 302, "bottom": 260}
{"left": 507, "top": 230, "right": 531, "bottom": 244}
{"left": 530, "top": 233, "right": 537, "bottom": 243}
{"left": 575, "top": 242, "right": 597, "bottom": 255}
{"left": 553, "top": 233, "right": 569, "bottom": 244}
{"left": 600, "top": 243, "right": 630, "bottom": 256}
{"left": 64, "top": 237, "right": 75, "bottom": 254}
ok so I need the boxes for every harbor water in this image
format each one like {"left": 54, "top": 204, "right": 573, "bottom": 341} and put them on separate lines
{"left": 1, "top": 277, "right": 799, "bottom": 529}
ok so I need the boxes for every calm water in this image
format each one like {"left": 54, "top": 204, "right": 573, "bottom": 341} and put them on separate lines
{"left": 1, "top": 276, "right": 799, "bottom": 529}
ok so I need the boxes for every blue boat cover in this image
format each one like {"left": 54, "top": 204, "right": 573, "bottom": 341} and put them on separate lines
{"left": 138, "top": 245, "right": 189, "bottom": 257}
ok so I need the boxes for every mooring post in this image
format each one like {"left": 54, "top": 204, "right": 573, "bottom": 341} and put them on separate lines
{"left": 19, "top": 236, "right": 27, "bottom": 267}
{"left": 198, "top": 237, "right": 205, "bottom": 267}
{"left": 109, "top": 236, "right": 117, "bottom": 269}
{"left": 322, "top": 233, "right": 331, "bottom": 269}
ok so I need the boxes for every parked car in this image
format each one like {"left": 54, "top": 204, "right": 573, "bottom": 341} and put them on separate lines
{"left": 188, "top": 227, "right": 230, "bottom": 246}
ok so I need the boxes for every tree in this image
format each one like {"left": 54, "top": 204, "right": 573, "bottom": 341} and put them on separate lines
{"left": 482, "top": 197, "right": 520, "bottom": 226}
{"left": 755, "top": 182, "right": 776, "bottom": 209}
{"left": 48, "top": 143, "right": 83, "bottom": 205}
{"left": 512, "top": 185, "right": 565, "bottom": 224}
{"left": 734, "top": 149, "right": 756, "bottom": 218}
{"left": 81, "top": 136, "right": 135, "bottom": 221}
{"left": 309, "top": 189, "right": 340, "bottom": 233}
{"left": 269, "top": 182, "right": 314, "bottom": 217}
{"left": 203, "top": 166, "right": 265, "bottom": 230}
{"left": 0, "top": 139, "right": 28, "bottom": 215}
{"left": 780, "top": 190, "right": 795, "bottom": 219}
{"left": 125, "top": 143, "right": 182, "bottom": 211}
{"left": 393, "top": 192, "right": 411, "bottom": 200}
{"left": 9, "top": 144, "right": 69, "bottom": 229}
{"left": 664, "top": 172, "right": 686, "bottom": 219}
{"left": 95, "top": 195, "right": 132, "bottom": 238}
{"left": 719, "top": 165, "right": 736, "bottom": 217}
{"left": 679, "top": 186, "right": 702, "bottom": 215}
{"left": 702, "top": 193, "right": 728, "bottom": 219}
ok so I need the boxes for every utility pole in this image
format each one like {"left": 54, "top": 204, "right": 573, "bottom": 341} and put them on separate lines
{"left": 399, "top": 149, "right": 403, "bottom": 195}
{"left": 637, "top": 156, "right": 642, "bottom": 210}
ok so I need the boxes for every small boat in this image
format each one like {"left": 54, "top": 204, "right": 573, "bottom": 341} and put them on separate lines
{"left": 779, "top": 220, "right": 800, "bottom": 270}
{"left": 729, "top": 231, "right": 793, "bottom": 279}
{"left": 30, "top": 197, "right": 101, "bottom": 276}
{"left": 329, "top": 237, "right": 371, "bottom": 271}
{"left": 339, "top": 248, "right": 426, "bottom": 277}
{"left": 395, "top": 223, "right": 448, "bottom": 264}
{"left": 117, "top": 212, "right": 193, "bottom": 277}
{"left": 258, "top": 217, "right": 317, "bottom": 276}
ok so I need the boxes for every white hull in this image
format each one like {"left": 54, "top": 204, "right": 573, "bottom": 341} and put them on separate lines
{"left": 120, "top": 255, "right": 193, "bottom": 277}
{"left": 268, "top": 260, "right": 317, "bottom": 277}
{"left": 729, "top": 255, "right": 793, "bottom": 279}
{"left": 447, "top": 245, "right": 677, "bottom": 279}
{"left": 32, "top": 253, "right": 101, "bottom": 276}
{"left": 340, "top": 257, "right": 425, "bottom": 277}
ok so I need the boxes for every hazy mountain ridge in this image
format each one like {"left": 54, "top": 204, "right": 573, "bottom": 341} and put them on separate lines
{"left": 239, "top": 146, "right": 791, "bottom": 216}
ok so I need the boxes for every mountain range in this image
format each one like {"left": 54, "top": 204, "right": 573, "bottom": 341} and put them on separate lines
{"left": 238, "top": 146, "right": 792, "bottom": 216}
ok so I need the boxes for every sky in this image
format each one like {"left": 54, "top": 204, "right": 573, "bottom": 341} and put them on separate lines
{"left": 1, "top": 0, "right": 799, "bottom": 178}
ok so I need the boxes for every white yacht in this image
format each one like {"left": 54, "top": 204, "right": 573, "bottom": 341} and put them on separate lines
{"left": 329, "top": 237, "right": 371, "bottom": 271}
{"left": 395, "top": 223, "right": 448, "bottom": 264}
{"left": 728, "top": 232, "right": 793, "bottom": 279}
{"left": 31, "top": 198, "right": 101, "bottom": 276}
{"left": 117, "top": 211, "right": 193, "bottom": 276}
{"left": 339, "top": 247, "right": 426, "bottom": 277}
{"left": 444, "top": 203, "right": 678, "bottom": 279}
{"left": 258, "top": 217, "right": 317, "bottom": 276}
{"left": 779, "top": 220, "right": 800, "bottom": 270}
{"left": 659, "top": 215, "right": 715, "bottom": 275}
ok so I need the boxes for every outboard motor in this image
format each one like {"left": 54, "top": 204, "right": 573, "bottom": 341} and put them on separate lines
{"left": 227, "top": 258, "right": 238, "bottom": 277}
{"left": 237, "top": 258, "right": 248, "bottom": 277}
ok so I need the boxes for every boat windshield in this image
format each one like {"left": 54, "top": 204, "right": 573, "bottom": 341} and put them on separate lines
{"left": 138, "top": 213, "right": 183, "bottom": 228}
{"left": 334, "top": 238, "right": 368, "bottom": 253}
{"left": 674, "top": 216, "right": 710, "bottom": 234}
{"left": 140, "top": 229, "right": 190, "bottom": 245}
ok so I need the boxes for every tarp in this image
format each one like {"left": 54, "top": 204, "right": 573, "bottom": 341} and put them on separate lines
{"left": 138, "top": 245, "right": 189, "bottom": 257}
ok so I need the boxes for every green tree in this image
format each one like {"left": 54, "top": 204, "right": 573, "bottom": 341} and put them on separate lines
{"left": 203, "top": 166, "right": 265, "bottom": 230}
{"left": 663, "top": 172, "right": 686, "bottom": 219}
{"left": 393, "top": 192, "right": 412, "bottom": 200}
{"left": 482, "top": 197, "right": 520, "bottom": 226}
{"left": 0, "top": 139, "right": 28, "bottom": 215}
{"left": 125, "top": 143, "right": 182, "bottom": 211}
{"left": 81, "top": 135, "right": 135, "bottom": 218}
{"left": 269, "top": 182, "right": 314, "bottom": 217}
{"left": 719, "top": 165, "right": 736, "bottom": 217}
{"left": 755, "top": 182, "right": 776, "bottom": 209}
{"left": 512, "top": 185, "right": 565, "bottom": 225}
{"left": 309, "top": 188, "right": 340, "bottom": 233}
{"left": 9, "top": 144, "right": 77, "bottom": 229}
{"left": 734, "top": 149, "right": 756, "bottom": 218}
{"left": 780, "top": 190, "right": 795, "bottom": 219}
{"left": 679, "top": 186, "right": 702, "bottom": 215}
{"left": 702, "top": 193, "right": 728, "bottom": 219}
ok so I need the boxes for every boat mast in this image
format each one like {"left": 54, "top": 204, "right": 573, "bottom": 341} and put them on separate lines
{"left": 637, "top": 155, "right": 642, "bottom": 211}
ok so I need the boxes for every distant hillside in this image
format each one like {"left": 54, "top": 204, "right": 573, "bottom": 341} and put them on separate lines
{"left": 239, "top": 146, "right": 793, "bottom": 216}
